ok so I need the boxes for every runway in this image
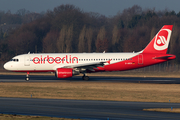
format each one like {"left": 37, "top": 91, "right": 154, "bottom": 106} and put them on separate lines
{"left": 0, "top": 74, "right": 180, "bottom": 84}
{"left": 0, "top": 75, "right": 180, "bottom": 120}
{"left": 0, "top": 97, "right": 180, "bottom": 120}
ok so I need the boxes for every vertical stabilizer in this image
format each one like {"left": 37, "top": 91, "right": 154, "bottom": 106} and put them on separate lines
{"left": 142, "top": 25, "right": 173, "bottom": 54}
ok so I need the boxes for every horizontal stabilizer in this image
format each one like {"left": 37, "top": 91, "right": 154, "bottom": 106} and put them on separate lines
{"left": 154, "top": 55, "right": 176, "bottom": 60}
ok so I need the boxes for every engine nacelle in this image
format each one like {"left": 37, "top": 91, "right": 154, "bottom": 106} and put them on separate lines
{"left": 55, "top": 68, "right": 79, "bottom": 78}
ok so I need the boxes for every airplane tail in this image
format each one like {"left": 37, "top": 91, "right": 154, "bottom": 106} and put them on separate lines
{"left": 142, "top": 25, "right": 173, "bottom": 54}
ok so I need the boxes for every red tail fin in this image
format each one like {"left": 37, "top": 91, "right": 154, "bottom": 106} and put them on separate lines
{"left": 142, "top": 25, "right": 173, "bottom": 54}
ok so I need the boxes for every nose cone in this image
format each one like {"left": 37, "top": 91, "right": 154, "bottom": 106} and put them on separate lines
{"left": 3, "top": 62, "right": 11, "bottom": 70}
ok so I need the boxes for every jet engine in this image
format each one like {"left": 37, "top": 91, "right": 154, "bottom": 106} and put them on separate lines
{"left": 55, "top": 68, "right": 79, "bottom": 78}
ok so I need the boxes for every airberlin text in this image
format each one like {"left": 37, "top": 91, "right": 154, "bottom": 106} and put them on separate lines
{"left": 33, "top": 55, "right": 78, "bottom": 64}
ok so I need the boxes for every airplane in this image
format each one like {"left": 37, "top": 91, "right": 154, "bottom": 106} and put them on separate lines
{"left": 3, "top": 25, "right": 176, "bottom": 81}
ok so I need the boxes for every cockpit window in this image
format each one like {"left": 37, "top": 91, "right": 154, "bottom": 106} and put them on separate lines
{"left": 11, "top": 59, "right": 19, "bottom": 62}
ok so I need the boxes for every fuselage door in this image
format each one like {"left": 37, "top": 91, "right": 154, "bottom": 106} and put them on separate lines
{"left": 24, "top": 56, "right": 30, "bottom": 66}
{"left": 138, "top": 54, "right": 143, "bottom": 64}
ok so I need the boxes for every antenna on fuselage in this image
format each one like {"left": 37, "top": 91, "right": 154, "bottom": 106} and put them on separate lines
{"left": 103, "top": 51, "right": 105, "bottom": 53}
{"left": 28, "top": 52, "right": 30, "bottom": 54}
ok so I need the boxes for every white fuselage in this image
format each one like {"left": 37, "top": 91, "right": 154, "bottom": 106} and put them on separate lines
{"left": 4, "top": 52, "right": 139, "bottom": 72}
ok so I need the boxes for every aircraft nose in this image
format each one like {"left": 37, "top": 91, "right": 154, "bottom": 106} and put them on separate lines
{"left": 3, "top": 62, "right": 12, "bottom": 70}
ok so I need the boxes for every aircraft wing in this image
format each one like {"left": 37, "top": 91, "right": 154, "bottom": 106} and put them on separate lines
{"left": 63, "top": 61, "right": 106, "bottom": 72}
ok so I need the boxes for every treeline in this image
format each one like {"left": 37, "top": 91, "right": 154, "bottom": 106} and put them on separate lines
{"left": 0, "top": 5, "right": 180, "bottom": 64}
{"left": 0, "top": 8, "right": 44, "bottom": 25}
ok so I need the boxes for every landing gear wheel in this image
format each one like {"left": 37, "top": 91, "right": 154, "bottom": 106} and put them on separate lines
{"left": 26, "top": 72, "right": 30, "bottom": 81}
{"left": 26, "top": 77, "right": 29, "bottom": 81}
{"left": 82, "top": 76, "right": 89, "bottom": 81}
{"left": 84, "top": 76, "right": 89, "bottom": 81}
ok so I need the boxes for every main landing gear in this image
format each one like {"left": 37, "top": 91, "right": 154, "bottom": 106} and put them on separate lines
{"left": 82, "top": 74, "right": 89, "bottom": 81}
{"left": 26, "top": 72, "right": 29, "bottom": 81}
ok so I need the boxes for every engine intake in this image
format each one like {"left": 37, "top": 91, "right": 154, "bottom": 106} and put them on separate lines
{"left": 56, "top": 68, "right": 79, "bottom": 78}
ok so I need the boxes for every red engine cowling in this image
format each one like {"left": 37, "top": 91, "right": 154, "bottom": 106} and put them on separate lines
{"left": 56, "top": 68, "right": 79, "bottom": 78}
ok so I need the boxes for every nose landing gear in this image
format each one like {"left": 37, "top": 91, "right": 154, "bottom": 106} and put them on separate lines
{"left": 26, "top": 72, "right": 29, "bottom": 81}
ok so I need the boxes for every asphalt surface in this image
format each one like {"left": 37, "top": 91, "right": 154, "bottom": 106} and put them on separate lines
{"left": 0, "top": 97, "right": 180, "bottom": 120}
{"left": 0, "top": 74, "right": 180, "bottom": 83}
{"left": 0, "top": 75, "right": 180, "bottom": 120}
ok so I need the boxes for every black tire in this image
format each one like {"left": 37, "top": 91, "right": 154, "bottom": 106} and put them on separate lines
{"left": 83, "top": 76, "right": 89, "bottom": 81}
{"left": 26, "top": 78, "right": 29, "bottom": 81}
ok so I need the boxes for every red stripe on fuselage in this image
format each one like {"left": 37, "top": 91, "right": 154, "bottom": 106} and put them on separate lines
{"left": 90, "top": 53, "right": 174, "bottom": 72}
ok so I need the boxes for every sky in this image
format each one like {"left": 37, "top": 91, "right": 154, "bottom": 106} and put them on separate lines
{"left": 0, "top": 0, "right": 180, "bottom": 17}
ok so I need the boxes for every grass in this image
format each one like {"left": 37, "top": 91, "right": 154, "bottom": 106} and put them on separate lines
{"left": 0, "top": 82, "right": 180, "bottom": 103}
{"left": 0, "top": 114, "right": 80, "bottom": 120}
